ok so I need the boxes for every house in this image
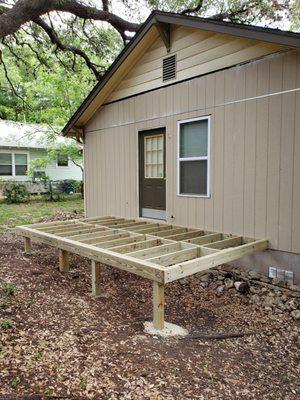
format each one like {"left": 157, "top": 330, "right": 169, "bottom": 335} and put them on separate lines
{"left": 0, "top": 120, "right": 82, "bottom": 183}
{"left": 62, "top": 11, "right": 300, "bottom": 281}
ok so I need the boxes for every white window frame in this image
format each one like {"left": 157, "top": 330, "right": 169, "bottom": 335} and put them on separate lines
{"left": 0, "top": 150, "right": 29, "bottom": 178}
{"left": 177, "top": 115, "right": 211, "bottom": 198}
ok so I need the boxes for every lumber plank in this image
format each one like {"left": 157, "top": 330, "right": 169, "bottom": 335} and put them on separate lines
{"left": 80, "top": 232, "right": 129, "bottom": 244}
{"left": 127, "top": 243, "right": 181, "bottom": 259}
{"left": 96, "top": 235, "right": 145, "bottom": 249}
{"left": 100, "top": 218, "right": 133, "bottom": 227}
{"left": 129, "top": 223, "right": 160, "bottom": 232}
{"left": 165, "top": 230, "right": 204, "bottom": 241}
{"left": 109, "top": 238, "right": 163, "bottom": 254}
{"left": 186, "top": 233, "right": 222, "bottom": 245}
{"left": 134, "top": 225, "right": 174, "bottom": 234}
{"left": 59, "top": 227, "right": 107, "bottom": 237}
{"left": 91, "top": 260, "right": 101, "bottom": 296}
{"left": 42, "top": 222, "right": 91, "bottom": 234}
{"left": 154, "top": 227, "right": 188, "bottom": 238}
{"left": 108, "top": 221, "right": 148, "bottom": 229}
{"left": 165, "top": 239, "right": 269, "bottom": 283}
{"left": 30, "top": 220, "right": 77, "bottom": 229}
{"left": 205, "top": 236, "right": 243, "bottom": 249}
{"left": 64, "top": 228, "right": 112, "bottom": 241}
{"left": 147, "top": 248, "right": 199, "bottom": 267}
{"left": 153, "top": 282, "right": 164, "bottom": 330}
{"left": 80, "top": 216, "right": 114, "bottom": 222}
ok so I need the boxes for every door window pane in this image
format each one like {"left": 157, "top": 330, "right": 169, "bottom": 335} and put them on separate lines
{"left": 180, "top": 160, "right": 207, "bottom": 195}
{"left": 180, "top": 119, "right": 208, "bottom": 158}
{"left": 145, "top": 135, "right": 164, "bottom": 178}
{"left": 0, "top": 153, "right": 12, "bottom": 176}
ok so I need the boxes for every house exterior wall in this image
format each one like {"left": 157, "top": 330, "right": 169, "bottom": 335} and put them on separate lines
{"left": 84, "top": 48, "right": 300, "bottom": 254}
{"left": 0, "top": 147, "right": 82, "bottom": 181}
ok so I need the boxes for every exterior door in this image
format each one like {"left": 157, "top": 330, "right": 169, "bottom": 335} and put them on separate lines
{"left": 139, "top": 128, "right": 166, "bottom": 220}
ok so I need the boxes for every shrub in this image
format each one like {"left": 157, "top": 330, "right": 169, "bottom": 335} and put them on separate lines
{"left": 1, "top": 319, "right": 13, "bottom": 330}
{"left": 2, "top": 282, "right": 15, "bottom": 296}
{"left": 3, "top": 182, "right": 30, "bottom": 204}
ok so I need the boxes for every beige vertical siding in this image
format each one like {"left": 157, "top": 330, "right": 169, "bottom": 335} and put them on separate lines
{"left": 84, "top": 49, "right": 300, "bottom": 253}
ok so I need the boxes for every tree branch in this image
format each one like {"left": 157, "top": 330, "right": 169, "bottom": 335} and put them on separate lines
{"left": 181, "top": 0, "right": 204, "bottom": 15}
{"left": 33, "top": 16, "right": 103, "bottom": 80}
{"left": 0, "top": 0, "right": 140, "bottom": 39}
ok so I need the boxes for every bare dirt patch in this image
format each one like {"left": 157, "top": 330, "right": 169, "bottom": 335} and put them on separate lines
{"left": 0, "top": 233, "right": 299, "bottom": 399}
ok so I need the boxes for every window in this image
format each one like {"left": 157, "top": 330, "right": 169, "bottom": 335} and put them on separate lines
{"left": 0, "top": 153, "right": 13, "bottom": 176}
{"left": 57, "top": 153, "right": 68, "bottom": 167}
{"left": 178, "top": 116, "right": 210, "bottom": 197}
{"left": 0, "top": 152, "right": 28, "bottom": 177}
{"left": 144, "top": 135, "right": 164, "bottom": 178}
{"left": 15, "top": 153, "right": 28, "bottom": 176}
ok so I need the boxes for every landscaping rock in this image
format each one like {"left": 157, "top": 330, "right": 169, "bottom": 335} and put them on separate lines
{"left": 250, "top": 294, "right": 261, "bottom": 305}
{"left": 234, "top": 281, "right": 249, "bottom": 294}
{"left": 290, "top": 310, "right": 300, "bottom": 320}
{"left": 224, "top": 278, "right": 234, "bottom": 289}
{"left": 248, "top": 270, "right": 261, "bottom": 280}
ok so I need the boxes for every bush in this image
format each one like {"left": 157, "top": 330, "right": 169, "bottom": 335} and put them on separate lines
{"left": 3, "top": 182, "right": 30, "bottom": 204}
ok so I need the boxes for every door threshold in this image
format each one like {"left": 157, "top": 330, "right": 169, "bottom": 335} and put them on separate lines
{"left": 141, "top": 208, "right": 166, "bottom": 221}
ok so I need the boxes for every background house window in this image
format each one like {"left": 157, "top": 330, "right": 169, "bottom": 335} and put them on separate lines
{"left": 178, "top": 116, "right": 210, "bottom": 196}
{"left": 0, "top": 153, "right": 13, "bottom": 176}
{"left": 57, "top": 153, "right": 68, "bottom": 167}
{"left": 15, "top": 153, "right": 28, "bottom": 176}
{"left": 0, "top": 153, "right": 28, "bottom": 176}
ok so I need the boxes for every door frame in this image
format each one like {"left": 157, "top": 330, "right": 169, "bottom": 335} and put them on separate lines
{"left": 138, "top": 127, "right": 166, "bottom": 220}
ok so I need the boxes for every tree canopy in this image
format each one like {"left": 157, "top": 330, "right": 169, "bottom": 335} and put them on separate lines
{"left": 0, "top": 1, "right": 299, "bottom": 127}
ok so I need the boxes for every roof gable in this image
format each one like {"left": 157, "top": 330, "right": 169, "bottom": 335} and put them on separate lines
{"left": 63, "top": 11, "right": 300, "bottom": 136}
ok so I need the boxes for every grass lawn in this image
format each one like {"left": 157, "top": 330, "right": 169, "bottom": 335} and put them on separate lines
{"left": 0, "top": 194, "right": 84, "bottom": 232}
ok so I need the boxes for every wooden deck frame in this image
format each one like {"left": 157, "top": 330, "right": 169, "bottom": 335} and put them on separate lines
{"left": 16, "top": 216, "right": 268, "bottom": 331}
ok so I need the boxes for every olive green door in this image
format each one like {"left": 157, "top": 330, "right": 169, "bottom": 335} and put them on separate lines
{"left": 139, "top": 128, "right": 166, "bottom": 220}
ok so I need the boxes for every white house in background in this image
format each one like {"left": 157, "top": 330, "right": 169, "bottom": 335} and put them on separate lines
{"left": 0, "top": 120, "right": 82, "bottom": 181}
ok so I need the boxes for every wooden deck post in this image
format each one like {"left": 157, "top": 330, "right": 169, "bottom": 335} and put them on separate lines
{"left": 24, "top": 237, "right": 32, "bottom": 253}
{"left": 153, "top": 281, "right": 165, "bottom": 330}
{"left": 91, "top": 260, "right": 101, "bottom": 296}
{"left": 58, "top": 249, "right": 69, "bottom": 272}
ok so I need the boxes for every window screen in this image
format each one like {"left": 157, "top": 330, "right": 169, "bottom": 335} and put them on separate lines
{"left": 179, "top": 118, "right": 210, "bottom": 196}
{"left": 57, "top": 153, "right": 68, "bottom": 167}
{"left": 15, "top": 153, "right": 28, "bottom": 176}
{"left": 0, "top": 153, "right": 13, "bottom": 176}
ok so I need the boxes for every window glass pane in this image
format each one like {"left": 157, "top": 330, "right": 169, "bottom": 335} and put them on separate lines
{"left": 15, "top": 165, "right": 27, "bottom": 176}
{"left": 0, "top": 153, "right": 12, "bottom": 165}
{"left": 180, "top": 160, "right": 207, "bottom": 195}
{"left": 57, "top": 153, "right": 68, "bottom": 166}
{"left": 0, "top": 165, "right": 12, "bottom": 175}
{"left": 180, "top": 119, "right": 208, "bottom": 158}
{"left": 15, "top": 154, "right": 27, "bottom": 165}
{"left": 144, "top": 135, "right": 164, "bottom": 178}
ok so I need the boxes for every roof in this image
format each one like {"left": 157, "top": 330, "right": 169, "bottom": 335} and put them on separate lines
{"left": 63, "top": 10, "right": 300, "bottom": 136}
{"left": 0, "top": 120, "right": 71, "bottom": 149}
